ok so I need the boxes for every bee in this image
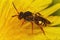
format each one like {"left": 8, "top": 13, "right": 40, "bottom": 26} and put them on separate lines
{"left": 12, "top": 2, "right": 51, "bottom": 35}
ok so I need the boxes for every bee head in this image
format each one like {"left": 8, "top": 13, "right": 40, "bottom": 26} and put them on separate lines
{"left": 18, "top": 12, "right": 24, "bottom": 19}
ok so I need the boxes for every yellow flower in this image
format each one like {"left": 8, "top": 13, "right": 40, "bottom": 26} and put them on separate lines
{"left": 0, "top": 0, "right": 60, "bottom": 40}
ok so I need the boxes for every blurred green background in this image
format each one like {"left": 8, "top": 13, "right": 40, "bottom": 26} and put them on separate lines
{"left": 49, "top": 0, "right": 60, "bottom": 27}
{"left": 50, "top": 0, "right": 60, "bottom": 16}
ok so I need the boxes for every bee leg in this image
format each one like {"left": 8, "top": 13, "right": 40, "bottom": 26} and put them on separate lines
{"left": 39, "top": 25, "right": 45, "bottom": 35}
{"left": 20, "top": 19, "right": 25, "bottom": 27}
{"left": 31, "top": 22, "right": 33, "bottom": 34}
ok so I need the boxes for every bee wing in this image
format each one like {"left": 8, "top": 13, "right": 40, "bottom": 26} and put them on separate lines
{"left": 44, "top": 18, "right": 51, "bottom": 24}
{"left": 41, "top": 17, "right": 51, "bottom": 26}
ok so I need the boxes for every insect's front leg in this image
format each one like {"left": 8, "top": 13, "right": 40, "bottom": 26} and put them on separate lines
{"left": 20, "top": 19, "right": 25, "bottom": 27}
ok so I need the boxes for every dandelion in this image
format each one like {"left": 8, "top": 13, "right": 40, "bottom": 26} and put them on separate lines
{"left": 0, "top": 0, "right": 60, "bottom": 40}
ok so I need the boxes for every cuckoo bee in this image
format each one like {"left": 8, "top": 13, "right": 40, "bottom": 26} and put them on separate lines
{"left": 12, "top": 2, "right": 51, "bottom": 35}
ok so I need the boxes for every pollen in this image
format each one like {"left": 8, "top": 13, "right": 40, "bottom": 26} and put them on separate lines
{"left": 39, "top": 21, "right": 42, "bottom": 24}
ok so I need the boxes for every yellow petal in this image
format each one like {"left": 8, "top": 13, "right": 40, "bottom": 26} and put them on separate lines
{"left": 47, "top": 16, "right": 60, "bottom": 26}
{"left": 40, "top": 3, "right": 60, "bottom": 17}
{"left": 26, "top": 0, "right": 52, "bottom": 13}
{"left": 0, "top": 0, "right": 60, "bottom": 40}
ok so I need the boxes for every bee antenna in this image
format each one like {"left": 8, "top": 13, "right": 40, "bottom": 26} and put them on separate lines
{"left": 12, "top": 15, "right": 18, "bottom": 17}
{"left": 12, "top": 2, "right": 19, "bottom": 14}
